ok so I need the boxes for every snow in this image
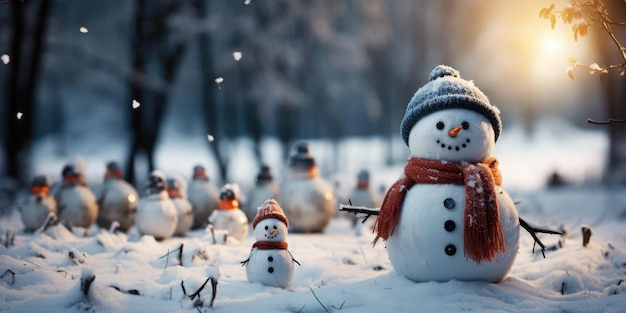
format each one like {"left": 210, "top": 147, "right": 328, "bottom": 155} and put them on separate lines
{"left": 232, "top": 52, "right": 242, "bottom": 62}
{"left": 79, "top": 27, "right": 88, "bottom": 34}
{"left": 1, "top": 54, "right": 9, "bottom": 65}
{"left": 131, "top": 99, "right": 140, "bottom": 109}
{"left": 1, "top": 185, "right": 625, "bottom": 312}
{"left": 2, "top": 117, "right": 624, "bottom": 312}
{"left": 16, "top": 112, "right": 23, "bottom": 120}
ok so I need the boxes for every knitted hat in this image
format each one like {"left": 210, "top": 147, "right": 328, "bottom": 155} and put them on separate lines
{"left": 289, "top": 142, "right": 315, "bottom": 168}
{"left": 256, "top": 164, "right": 274, "bottom": 183}
{"left": 252, "top": 199, "right": 289, "bottom": 229}
{"left": 400, "top": 65, "right": 501, "bottom": 145}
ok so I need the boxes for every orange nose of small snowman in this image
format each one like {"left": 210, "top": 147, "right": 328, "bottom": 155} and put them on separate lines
{"left": 269, "top": 229, "right": 276, "bottom": 235}
{"left": 448, "top": 125, "right": 463, "bottom": 138}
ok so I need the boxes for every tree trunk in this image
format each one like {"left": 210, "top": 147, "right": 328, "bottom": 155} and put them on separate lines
{"left": 3, "top": 0, "right": 51, "bottom": 185}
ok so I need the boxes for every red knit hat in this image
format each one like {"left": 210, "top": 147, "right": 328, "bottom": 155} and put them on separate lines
{"left": 252, "top": 199, "right": 289, "bottom": 229}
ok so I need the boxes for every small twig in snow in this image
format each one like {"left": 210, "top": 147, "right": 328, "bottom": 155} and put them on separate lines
{"left": 519, "top": 217, "right": 562, "bottom": 258}
{"left": 587, "top": 118, "right": 626, "bottom": 125}
{"left": 81, "top": 272, "right": 96, "bottom": 297}
{"left": 34, "top": 212, "right": 56, "bottom": 235}
{"left": 309, "top": 287, "right": 330, "bottom": 313}
{"left": 581, "top": 226, "right": 593, "bottom": 247}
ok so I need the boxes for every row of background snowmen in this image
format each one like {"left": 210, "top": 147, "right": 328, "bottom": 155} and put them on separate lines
{"left": 19, "top": 142, "right": 382, "bottom": 241}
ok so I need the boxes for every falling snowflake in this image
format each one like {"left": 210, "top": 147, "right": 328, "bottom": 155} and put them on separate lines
{"left": 16, "top": 112, "right": 23, "bottom": 120}
{"left": 207, "top": 134, "right": 215, "bottom": 142}
{"left": 215, "top": 77, "right": 224, "bottom": 89}
{"left": 132, "top": 99, "right": 140, "bottom": 109}
{"left": 80, "top": 27, "right": 88, "bottom": 33}
{"left": 1, "top": 54, "right": 9, "bottom": 65}
{"left": 233, "top": 51, "right": 242, "bottom": 61}
{"left": 244, "top": 0, "right": 252, "bottom": 5}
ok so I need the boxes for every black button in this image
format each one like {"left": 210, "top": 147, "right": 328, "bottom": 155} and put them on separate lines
{"left": 443, "top": 198, "right": 455, "bottom": 209}
{"left": 445, "top": 244, "right": 456, "bottom": 256}
{"left": 268, "top": 267, "right": 274, "bottom": 273}
{"left": 444, "top": 220, "right": 456, "bottom": 232}
{"left": 268, "top": 256, "right": 274, "bottom": 262}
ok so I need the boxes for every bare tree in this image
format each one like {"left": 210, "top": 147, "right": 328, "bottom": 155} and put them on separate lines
{"left": 2, "top": 0, "right": 52, "bottom": 185}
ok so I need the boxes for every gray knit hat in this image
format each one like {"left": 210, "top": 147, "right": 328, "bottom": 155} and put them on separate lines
{"left": 400, "top": 65, "right": 501, "bottom": 145}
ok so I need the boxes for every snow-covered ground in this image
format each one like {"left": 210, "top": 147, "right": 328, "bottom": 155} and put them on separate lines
{"left": 1, "top": 185, "right": 625, "bottom": 312}
{"left": 2, "top": 117, "right": 625, "bottom": 312}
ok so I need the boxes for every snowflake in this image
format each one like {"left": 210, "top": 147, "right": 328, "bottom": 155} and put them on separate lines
{"left": 207, "top": 134, "right": 215, "bottom": 142}
{"left": 16, "top": 112, "right": 23, "bottom": 120}
{"left": 233, "top": 51, "right": 242, "bottom": 61}
{"left": 1, "top": 54, "right": 9, "bottom": 64}
{"left": 132, "top": 99, "right": 141, "bottom": 109}
{"left": 80, "top": 27, "right": 88, "bottom": 33}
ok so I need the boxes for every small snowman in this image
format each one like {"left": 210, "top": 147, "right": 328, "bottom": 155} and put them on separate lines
{"left": 242, "top": 199, "right": 299, "bottom": 288}
{"left": 244, "top": 164, "right": 280, "bottom": 221}
{"left": 280, "top": 142, "right": 336, "bottom": 233}
{"left": 166, "top": 175, "right": 194, "bottom": 237}
{"left": 135, "top": 170, "right": 178, "bottom": 240}
{"left": 373, "top": 65, "right": 520, "bottom": 283}
{"left": 208, "top": 184, "right": 249, "bottom": 243}
{"left": 19, "top": 175, "right": 58, "bottom": 232}
{"left": 96, "top": 161, "right": 139, "bottom": 232}
{"left": 187, "top": 165, "right": 220, "bottom": 229}
{"left": 56, "top": 164, "right": 99, "bottom": 230}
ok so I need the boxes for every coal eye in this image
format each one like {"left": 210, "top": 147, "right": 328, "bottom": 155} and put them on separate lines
{"left": 436, "top": 122, "right": 445, "bottom": 130}
{"left": 264, "top": 225, "right": 268, "bottom": 230}
{"left": 273, "top": 226, "right": 277, "bottom": 229}
{"left": 462, "top": 121, "right": 469, "bottom": 129}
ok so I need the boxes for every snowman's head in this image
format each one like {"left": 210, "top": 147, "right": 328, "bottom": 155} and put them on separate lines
{"left": 408, "top": 108, "right": 494, "bottom": 162}
{"left": 254, "top": 218, "right": 288, "bottom": 242}
{"left": 401, "top": 65, "right": 502, "bottom": 151}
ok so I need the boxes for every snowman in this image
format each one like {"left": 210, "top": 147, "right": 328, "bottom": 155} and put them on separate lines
{"left": 242, "top": 199, "right": 299, "bottom": 288}
{"left": 208, "top": 184, "right": 249, "bottom": 243}
{"left": 347, "top": 169, "right": 381, "bottom": 234}
{"left": 166, "top": 175, "right": 194, "bottom": 237}
{"left": 135, "top": 170, "right": 178, "bottom": 240}
{"left": 19, "top": 175, "right": 58, "bottom": 232}
{"left": 280, "top": 142, "right": 336, "bottom": 233}
{"left": 188, "top": 165, "right": 220, "bottom": 229}
{"left": 96, "top": 161, "right": 139, "bottom": 232}
{"left": 373, "top": 65, "right": 520, "bottom": 283}
{"left": 56, "top": 164, "right": 99, "bottom": 230}
{"left": 244, "top": 164, "right": 280, "bottom": 221}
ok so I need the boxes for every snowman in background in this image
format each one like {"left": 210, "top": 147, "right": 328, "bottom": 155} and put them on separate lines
{"left": 96, "top": 161, "right": 138, "bottom": 232}
{"left": 166, "top": 175, "right": 194, "bottom": 237}
{"left": 245, "top": 164, "right": 280, "bottom": 221}
{"left": 347, "top": 169, "right": 381, "bottom": 234}
{"left": 242, "top": 199, "right": 299, "bottom": 288}
{"left": 208, "top": 184, "right": 249, "bottom": 243}
{"left": 56, "top": 164, "right": 99, "bottom": 231}
{"left": 135, "top": 170, "right": 178, "bottom": 240}
{"left": 374, "top": 65, "right": 520, "bottom": 283}
{"left": 188, "top": 165, "right": 220, "bottom": 229}
{"left": 280, "top": 142, "right": 336, "bottom": 233}
{"left": 19, "top": 175, "right": 58, "bottom": 232}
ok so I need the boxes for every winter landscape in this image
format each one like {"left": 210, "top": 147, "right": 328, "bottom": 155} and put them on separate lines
{"left": 2, "top": 1, "right": 626, "bottom": 312}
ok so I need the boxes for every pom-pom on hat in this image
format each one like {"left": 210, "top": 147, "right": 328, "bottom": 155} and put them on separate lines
{"left": 252, "top": 199, "right": 289, "bottom": 229}
{"left": 400, "top": 65, "right": 502, "bottom": 145}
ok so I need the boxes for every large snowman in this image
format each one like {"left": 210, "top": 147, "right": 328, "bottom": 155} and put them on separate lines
{"left": 242, "top": 199, "right": 298, "bottom": 288}
{"left": 374, "top": 65, "right": 520, "bottom": 283}
{"left": 280, "top": 142, "right": 336, "bottom": 233}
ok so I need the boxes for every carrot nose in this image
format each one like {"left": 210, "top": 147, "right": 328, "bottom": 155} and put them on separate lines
{"left": 269, "top": 229, "right": 276, "bottom": 235}
{"left": 448, "top": 125, "right": 463, "bottom": 138}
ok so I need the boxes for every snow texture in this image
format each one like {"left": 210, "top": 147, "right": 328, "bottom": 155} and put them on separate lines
{"left": 1, "top": 186, "right": 626, "bottom": 312}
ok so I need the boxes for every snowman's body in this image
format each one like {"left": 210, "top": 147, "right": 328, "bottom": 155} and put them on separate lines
{"left": 172, "top": 197, "right": 193, "bottom": 236}
{"left": 57, "top": 185, "right": 99, "bottom": 229}
{"left": 245, "top": 217, "right": 294, "bottom": 288}
{"left": 281, "top": 175, "right": 335, "bottom": 233}
{"left": 387, "top": 184, "right": 519, "bottom": 282}
{"left": 188, "top": 179, "right": 220, "bottom": 229}
{"left": 21, "top": 194, "right": 57, "bottom": 232}
{"left": 209, "top": 208, "right": 249, "bottom": 242}
{"left": 382, "top": 105, "right": 520, "bottom": 282}
{"left": 135, "top": 190, "right": 178, "bottom": 240}
{"left": 97, "top": 178, "right": 138, "bottom": 232}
